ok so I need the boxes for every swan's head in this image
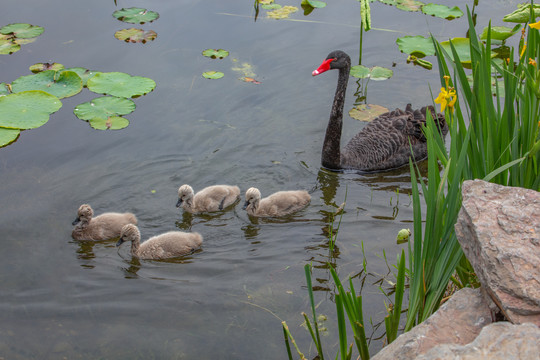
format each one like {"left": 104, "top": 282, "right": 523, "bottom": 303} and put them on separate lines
{"left": 243, "top": 187, "right": 261, "bottom": 210}
{"left": 312, "top": 50, "right": 351, "bottom": 76}
{"left": 177, "top": 184, "right": 194, "bottom": 208}
{"left": 117, "top": 224, "right": 140, "bottom": 247}
{"left": 73, "top": 204, "right": 93, "bottom": 225}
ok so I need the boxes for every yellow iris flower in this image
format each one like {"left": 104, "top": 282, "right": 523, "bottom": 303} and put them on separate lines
{"left": 434, "top": 76, "right": 457, "bottom": 113}
{"left": 529, "top": 21, "right": 540, "bottom": 30}
{"left": 530, "top": 58, "right": 537, "bottom": 67}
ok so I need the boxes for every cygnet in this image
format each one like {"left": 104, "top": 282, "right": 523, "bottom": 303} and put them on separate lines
{"left": 72, "top": 204, "right": 137, "bottom": 241}
{"left": 176, "top": 184, "right": 240, "bottom": 213}
{"left": 242, "top": 187, "right": 311, "bottom": 217}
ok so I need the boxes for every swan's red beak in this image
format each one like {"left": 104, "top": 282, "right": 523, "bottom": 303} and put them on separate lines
{"left": 312, "top": 58, "right": 333, "bottom": 76}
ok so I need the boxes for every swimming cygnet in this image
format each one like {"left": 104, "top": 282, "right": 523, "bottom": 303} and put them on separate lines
{"left": 117, "top": 224, "right": 203, "bottom": 260}
{"left": 242, "top": 187, "right": 311, "bottom": 217}
{"left": 176, "top": 184, "right": 241, "bottom": 213}
{"left": 72, "top": 204, "right": 137, "bottom": 241}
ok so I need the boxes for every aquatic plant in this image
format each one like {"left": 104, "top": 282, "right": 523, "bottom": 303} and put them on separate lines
{"left": 0, "top": 23, "right": 44, "bottom": 55}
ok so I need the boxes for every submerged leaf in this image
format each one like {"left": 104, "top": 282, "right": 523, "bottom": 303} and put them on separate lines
{"left": 115, "top": 28, "right": 157, "bottom": 43}
{"left": 421, "top": 4, "right": 463, "bottom": 20}
{"left": 0, "top": 90, "right": 62, "bottom": 130}
{"left": 11, "top": 70, "right": 83, "bottom": 99}
{"left": 349, "top": 104, "right": 389, "bottom": 122}
{"left": 87, "top": 72, "right": 156, "bottom": 98}
{"left": 202, "top": 49, "right": 230, "bottom": 59}
{"left": 202, "top": 71, "right": 224, "bottom": 79}
{"left": 267, "top": 6, "right": 299, "bottom": 19}
{"left": 0, "top": 128, "right": 20, "bottom": 147}
{"left": 396, "top": 35, "right": 435, "bottom": 57}
{"left": 0, "top": 23, "right": 44, "bottom": 39}
{"left": 74, "top": 96, "right": 136, "bottom": 121}
{"left": 113, "top": 7, "right": 160, "bottom": 24}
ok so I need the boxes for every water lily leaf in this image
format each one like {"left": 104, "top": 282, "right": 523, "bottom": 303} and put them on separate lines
{"left": 89, "top": 116, "right": 130, "bottom": 130}
{"left": 349, "top": 104, "right": 389, "bottom": 122}
{"left": 396, "top": 35, "right": 435, "bottom": 57}
{"left": 202, "top": 49, "right": 229, "bottom": 59}
{"left": 29, "top": 62, "right": 65, "bottom": 73}
{"left": 0, "top": 39, "right": 20, "bottom": 54}
{"left": 396, "top": 0, "right": 424, "bottom": 12}
{"left": 440, "top": 38, "right": 471, "bottom": 64}
{"left": 503, "top": 4, "right": 540, "bottom": 23}
{"left": 73, "top": 96, "right": 135, "bottom": 121}
{"left": 0, "top": 128, "right": 20, "bottom": 147}
{"left": 60, "top": 68, "right": 101, "bottom": 87}
{"left": 350, "top": 65, "right": 371, "bottom": 78}
{"left": 112, "top": 7, "right": 160, "bottom": 24}
{"left": 0, "top": 82, "right": 10, "bottom": 95}
{"left": 421, "top": 4, "right": 463, "bottom": 20}
{"left": 480, "top": 24, "right": 521, "bottom": 41}
{"left": 202, "top": 71, "right": 224, "bottom": 79}
{"left": 262, "top": 4, "right": 281, "bottom": 10}
{"left": 303, "top": 0, "right": 326, "bottom": 8}
{"left": 407, "top": 55, "right": 433, "bottom": 70}
{"left": 267, "top": 6, "right": 299, "bottom": 19}
{"left": 0, "top": 90, "right": 62, "bottom": 130}
{"left": 258, "top": 0, "right": 274, "bottom": 4}
{"left": 11, "top": 70, "right": 83, "bottom": 99}
{"left": 115, "top": 28, "right": 157, "bottom": 43}
{"left": 0, "top": 23, "right": 44, "bottom": 39}
{"left": 87, "top": 72, "right": 156, "bottom": 98}
{"left": 370, "top": 66, "right": 393, "bottom": 80}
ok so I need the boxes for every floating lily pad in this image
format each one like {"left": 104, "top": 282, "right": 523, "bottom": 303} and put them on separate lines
{"left": 0, "top": 82, "right": 10, "bottom": 95}
{"left": 350, "top": 65, "right": 371, "bottom": 78}
{"left": 396, "top": 35, "right": 435, "bottom": 57}
{"left": 407, "top": 55, "right": 433, "bottom": 70}
{"left": 113, "top": 7, "right": 160, "bottom": 24}
{"left": 60, "top": 68, "right": 101, "bottom": 87}
{"left": 115, "top": 28, "right": 157, "bottom": 43}
{"left": 396, "top": 0, "right": 424, "bottom": 12}
{"left": 202, "top": 49, "right": 229, "bottom": 59}
{"left": 503, "top": 4, "right": 540, "bottom": 23}
{"left": 0, "top": 39, "right": 20, "bottom": 54}
{"left": 0, "top": 23, "right": 44, "bottom": 39}
{"left": 87, "top": 72, "right": 156, "bottom": 98}
{"left": 202, "top": 71, "right": 224, "bottom": 79}
{"left": 301, "top": 0, "right": 326, "bottom": 15}
{"left": 480, "top": 24, "right": 521, "bottom": 41}
{"left": 0, "top": 128, "right": 20, "bottom": 147}
{"left": 351, "top": 65, "right": 393, "bottom": 80}
{"left": 440, "top": 38, "right": 471, "bottom": 65}
{"left": 29, "top": 62, "right": 65, "bottom": 73}
{"left": 11, "top": 70, "right": 82, "bottom": 99}
{"left": 349, "top": 104, "right": 389, "bottom": 122}
{"left": 89, "top": 116, "right": 130, "bottom": 130}
{"left": 267, "top": 6, "right": 299, "bottom": 19}
{"left": 74, "top": 96, "right": 135, "bottom": 123}
{"left": 0, "top": 90, "right": 62, "bottom": 130}
{"left": 421, "top": 4, "right": 463, "bottom": 20}
{"left": 262, "top": 3, "right": 281, "bottom": 10}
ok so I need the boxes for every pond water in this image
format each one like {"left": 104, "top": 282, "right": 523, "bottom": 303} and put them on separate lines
{"left": 0, "top": 0, "right": 521, "bottom": 358}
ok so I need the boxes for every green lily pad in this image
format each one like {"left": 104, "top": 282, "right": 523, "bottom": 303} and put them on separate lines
{"left": 0, "top": 39, "right": 20, "bottom": 54}
{"left": 11, "top": 70, "right": 83, "bottom": 99}
{"left": 113, "top": 7, "right": 160, "bottom": 24}
{"left": 396, "top": 0, "right": 424, "bottom": 12}
{"left": 87, "top": 72, "right": 156, "bottom": 98}
{"left": 73, "top": 96, "right": 135, "bottom": 121}
{"left": 396, "top": 35, "right": 435, "bottom": 57}
{"left": 60, "top": 68, "right": 101, "bottom": 87}
{"left": 421, "top": 4, "right": 463, "bottom": 20}
{"left": 0, "top": 23, "right": 44, "bottom": 39}
{"left": 115, "top": 28, "right": 157, "bottom": 43}
{"left": 350, "top": 65, "right": 371, "bottom": 78}
{"left": 202, "top": 71, "right": 225, "bottom": 79}
{"left": 0, "top": 128, "right": 20, "bottom": 147}
{"left": 89, "top": 116, "right": 130, "bottom": 130}
{"left": 0, "top": 90, "right": 62, "bottom": 130}
{"left": 503, "top": 4, "right": 540, "bottom": 23}
{"left": 202, "top": 49, "right": 229, "bottom": 59}
{"left": 349, "top": 104, "right": 389, "bottom": 122}
{"left": 0, "top": 82, "right": 10, "bottom": 95}
{"left": 440, "top": 38, "right": 471, "bottom": 64}
{"left": 303, "top": 0, "right": 326, "bottom": 8}
{"left": 370, "top": 66, "right": 393, "bottom": 80}
{"left": 480, "top": 24, "right": 521, "bottom": 41}
{"left": 29, "top": 62, "right": 65, "bottom": 73}
{"left": 262, "top": 3, "right": 281, "bottom": 10}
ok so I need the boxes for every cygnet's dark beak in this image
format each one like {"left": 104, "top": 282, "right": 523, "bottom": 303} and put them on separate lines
{"left": 116, "top": 238, "right": 124, "bottom": 247}
{"left": 72, "top": 217, "right": 80, "bottom": 226}
{"left": 176, "top": 198, "right": 183, "bottom": 208}
{"left": 242, "top": 201, "right": 249, "bottom": 210}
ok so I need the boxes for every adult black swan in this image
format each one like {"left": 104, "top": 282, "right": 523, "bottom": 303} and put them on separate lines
{"left": 312, "top": 50, "right": 448, "bottom": 172}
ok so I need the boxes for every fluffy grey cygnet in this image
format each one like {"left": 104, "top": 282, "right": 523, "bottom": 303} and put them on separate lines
{"left": 242, "top": 187, "right": 311, "bottom": 217}
{"left": 117, "top": 224, "right": 203, "bottom": 260}
{"left": 176, "top": 184, "right": 241, "bottom": 213}
{"left": 71, "top": 204, "right": 137, "bottom": 241}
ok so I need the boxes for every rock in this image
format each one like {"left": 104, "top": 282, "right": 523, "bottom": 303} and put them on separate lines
{"left": 371, "top": 288, "right": 492, "bottom": 360}
{"left": 416, "top": 322, "right": 540, "bottom": 360}
{"left": 455, "top": 180, "right": 540, "bottom": 325}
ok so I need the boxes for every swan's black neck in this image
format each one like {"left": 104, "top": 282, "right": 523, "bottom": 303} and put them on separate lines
{"left": 321, "top": 61, "right": 350, "bottom": 170}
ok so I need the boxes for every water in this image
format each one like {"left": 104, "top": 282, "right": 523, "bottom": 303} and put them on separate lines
{"left": 0, "top": 0, "right": 521, "bottom": 358}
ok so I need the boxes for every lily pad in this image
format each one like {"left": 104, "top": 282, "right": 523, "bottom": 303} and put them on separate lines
{"left": 350, "top": 65, "right": 371, "bottom": 78}
{"left": 0, "top": 23, "right": 44, "bottom": 39}
{"left": 202, "top": 71, "right": 225, "bottom": 79}
{"left": 396, "top": 35, "right": 435, "bottom": 57}
{"left": 74, "top": 96, "right": 135, "bottom": 121}
{"left": 89, "top": 116, "right": 130, "bottom": 130}
{"left": 421, "top": 4, "right": 463, "bottom": 20}
{"left": 60, "top": 68, "right": 101, "bottom": 87}
{"left": 113, "top": 7, "right": 160, "bottom": 24}
{"left": 503, "top": 4, "right": 540, "bottom": 23}
{"left": 0, "top": 39, "right": 20, "bottom": 54}
{"left": 370, "top": 67, "right": 393, "bottom": 80}
{"left": 303, "top": 0, "right": 326, "bottom": 8}
{"left": 267, "top": 6, "right": 299, "bottom": 19}
{"left": 480, "top": 24, "right": 521, "bottom": 41}
{"left": 11, "top": 70, "right": 83, "bottom": 99}
{"left": 115, "top": 28, "right": 157, "bottom": 43}
{"left": 87, "top": 72, "right": 156, "bottom": 98}
{"left": 349, "top": 104, "right": 389, "bottom": 122}
{"left": 0, "top": 128, "right": 20, "bottom": 147}
{"left": 0, "top": 90, "right": 62, "bottom": 130}
{"left": 0, "top": 82, "right": 10, "bottom": 95}
{"left": 396, "top": 0, "right": 424, "bottom": 12}
{"left": 262, "top": 4, "right": 281, "bottom": 10}
{"left": 440, "top": 37, "right": 471, "bottom": 65}
{"left": 202, "top": 49, "right": 229, "bottom": 59}
{"left": 29, "top": 62, "right": 65, "bottom": 73}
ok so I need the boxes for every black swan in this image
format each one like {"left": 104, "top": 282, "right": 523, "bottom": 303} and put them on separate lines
{"left": 312, "top": 50, "right": 448, "bottom": 172}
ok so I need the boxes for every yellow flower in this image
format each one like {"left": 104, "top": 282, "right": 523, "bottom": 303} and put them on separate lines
{"left": 434, "top": 87, "right": 457, "bottom": 113}
{"left": 529, "top": 21, "right": 540, "bottom": 30}
{"left": 520, "top": 42, "right": 527, "bottom": 59}
{"left": 529, "top": 58, "right": 537, "bottom": 67}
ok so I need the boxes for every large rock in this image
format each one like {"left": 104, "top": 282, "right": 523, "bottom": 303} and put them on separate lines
{"left": 416, "top": 322, "right": 540, "bottom": 360}
{"left": 371, "top": 288, "right": 492, "bottom": 360}
{"left": 455, "top": 180, "right": 540, "bottom": 325}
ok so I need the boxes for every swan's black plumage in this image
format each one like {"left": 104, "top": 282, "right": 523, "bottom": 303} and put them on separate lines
{"left": 313, "top": 50, "right": 448, "bottom": 172}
